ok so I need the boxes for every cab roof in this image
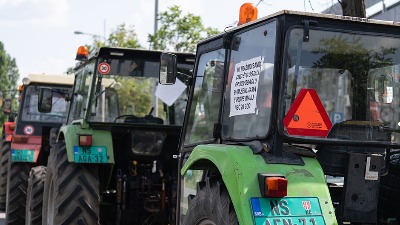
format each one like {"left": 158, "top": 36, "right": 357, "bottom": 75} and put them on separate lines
{"left": 200, "top": 9, "right": 400, "bottom": 45}
{"left": 75, "top": 47, "right": 195, "bottom": 70}
{"left": 25, "top": 74, "right": 75, "bottom": 86}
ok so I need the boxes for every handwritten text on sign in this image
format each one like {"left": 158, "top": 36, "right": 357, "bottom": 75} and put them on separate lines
{"left": 230, "top": 56, "right": 263, "bottom": 117}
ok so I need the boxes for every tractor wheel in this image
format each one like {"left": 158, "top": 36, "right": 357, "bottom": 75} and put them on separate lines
{"left": 5, "top": 162, "right": 30, "bottom": 225}
{"left": 378, "top": 153, "right": 400, "bottom": 223}
{"left": 26, "top": 166, "right": 46, "bottom": 225}
{"left": 42, "top": 141, "right": 100, "bottom": 225}
{"left": 0, "top": 141, "right": 11, "bottom": 211}
{"left": 182, "top": 176, "right": 238, "bottom": 225}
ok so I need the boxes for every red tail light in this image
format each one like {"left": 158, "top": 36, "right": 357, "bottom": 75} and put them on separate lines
{"left": 13, "top": 135, "right": 29, "bottom": 143}
{"left": 79, "top": 135, "right": 92, "bottom": 146}
{"left": 258, "top": 174, "right": 288, "bottom": 198}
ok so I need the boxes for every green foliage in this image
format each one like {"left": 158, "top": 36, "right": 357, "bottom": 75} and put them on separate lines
{"left": 312, "top": 35, "right": 395, "bottom": 72}
{"left": 116, "top": 77, "right": 153, "bottom": 117}
{"left": 83, "top": 6, "right": 219, "bottom": 53}
{"left": 108, "top": 24, "right": 142, "bottom": 49}
{"left": 148, "top": 5, "right": 220, "bottom": 52}
{"left": 0, "top": 42, "right": 19, "bottom": 131}
{"left": 311, "top": 35, "right": 396, "bottom": 120}
{"left": 86, "top": 24, "right": 143, "bottom": 53}
{"left": 66, "top": 24, "right": 143, "bottom": 74}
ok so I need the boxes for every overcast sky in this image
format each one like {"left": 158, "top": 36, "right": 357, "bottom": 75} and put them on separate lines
{"left": 0, "top": 0, "right": 332, "bottom": 84}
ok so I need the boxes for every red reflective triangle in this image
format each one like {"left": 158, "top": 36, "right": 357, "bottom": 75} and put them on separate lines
{"left": 283, "top": 89, "right": 332, "bottom": 137}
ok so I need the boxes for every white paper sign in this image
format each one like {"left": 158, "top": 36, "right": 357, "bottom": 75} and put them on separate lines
{"left": 155, "top": 79, "right": 186, "bottom": 106}
{"left": 364, "top": 156, "right": 379, "bottom": 180}
{"left": 229, "top": 56, "right": 263, "bottom": 117}
{"left": 386, "top": 86, "right": 393, "bottom": 103}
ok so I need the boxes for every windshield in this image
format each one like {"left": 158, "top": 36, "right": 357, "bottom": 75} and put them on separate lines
{"left": 21, "top": 85, "right": 70, "bottom": 123}
{"left": 82, "top": 56, "right": 192, "bottom": 125}
{"left": 284, "top": 28, "right": 400, "bottom": 145}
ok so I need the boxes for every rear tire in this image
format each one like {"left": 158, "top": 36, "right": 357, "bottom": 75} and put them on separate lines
{"left": 0, "top": 140, "right": 11, "bottom": 211}
{"left": 5, "top": 162, "right": 30, "bottom": 225}
{"left": 26, "top": 166, "right": 46, "bottom": 225}
{"left": 182, "top": 176, "right": 238, "bottom": 225}
{"left": 378, "top": 153, "right": 400, "bottom": 223}
{"left": 42, "top": 141, "right": 100, "bottom": 225}
{"left": 0, "top": 141, "right": 11, "bottom": 211}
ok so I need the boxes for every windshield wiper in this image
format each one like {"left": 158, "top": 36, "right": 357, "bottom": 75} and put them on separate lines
{"left": 93, "top": 75, "right": 121, "bottom": 107}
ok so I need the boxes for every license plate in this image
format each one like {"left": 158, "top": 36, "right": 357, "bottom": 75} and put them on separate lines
{"left": 73, "top": 146, "right": 108, "bottom": 163}
{"left": 11, "top": 149, "right": 35, "bottom": 162}
{"left": 250, "top": 197, "right": 326, "bottom": 225}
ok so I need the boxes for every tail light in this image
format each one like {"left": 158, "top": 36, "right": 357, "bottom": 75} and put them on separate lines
{"left": 258, "top": 174, "right": 288, "bottom": 198}
{"left": 13, "top": 135, "right": 29, "bottom": 143}
{"left": 79, "top": 135, "right": 92, "bottom": 146}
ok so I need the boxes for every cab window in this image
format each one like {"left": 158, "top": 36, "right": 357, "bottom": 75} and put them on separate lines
{"left": 222, "top": 21, "right": 277, "bottom": 139}
{"left": 184, "top": 49, "right": 225, "bottom": 144}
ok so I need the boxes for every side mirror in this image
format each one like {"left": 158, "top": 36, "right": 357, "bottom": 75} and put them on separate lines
{"left": 159, "top": 53, "right": 177, "bottom": 85}
{"left": 374, "top": 74, "right": 393, "bottom": 104}
{"left": 38, "top": 88, "right": 53, "bottom": 113}
{"left": 2, "top": 99, "right": 12, "bottom": 115}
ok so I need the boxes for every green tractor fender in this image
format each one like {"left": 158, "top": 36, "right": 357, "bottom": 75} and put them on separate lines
{"left": 181, "top": 144, "right": 337, "bottom": 225}
{"left": 58, "top": 123, "right": 115, "bottom": 164}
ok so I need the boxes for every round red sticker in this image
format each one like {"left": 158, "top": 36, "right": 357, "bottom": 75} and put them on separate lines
{"left": 98, "top": 62, "right": 110, "bottom": 75}
{"left": 23, "top": 125, "right": 34, "bottom": 135}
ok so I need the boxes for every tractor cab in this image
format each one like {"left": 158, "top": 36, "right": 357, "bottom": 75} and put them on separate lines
{"left": 160, "top": 7, "right": 400, "bottom": 225}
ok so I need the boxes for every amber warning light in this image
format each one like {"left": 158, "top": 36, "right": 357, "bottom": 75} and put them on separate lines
{"left": 238, "top": 2, "right": 258, "bottom": 26}
{"left": 76, "top": 46, "right": 89, "bottom": 61}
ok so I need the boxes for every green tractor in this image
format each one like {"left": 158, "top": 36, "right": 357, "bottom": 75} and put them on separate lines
{"left": 159, "top": 6, "right": 400, "bottom": 225}
{"left": 38, "top": 46, "right": 195, "bottom": 224}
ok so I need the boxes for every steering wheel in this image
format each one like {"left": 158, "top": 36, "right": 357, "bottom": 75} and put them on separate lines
{"left": 113, "top": 114, "right": 138, "bottom": 123}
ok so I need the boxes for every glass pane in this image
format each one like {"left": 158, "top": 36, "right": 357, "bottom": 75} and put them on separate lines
{"left": 88, "top": 57, "right": 192, "bottom": 125}
{"left": 69, "top": 63, "right": 94, "bottom": 122}
{"left": 21, "top": 86, "right": 70, "bottom": 123}
{"left": 184, "top": 49, "right": 225, "bottom": 144}
{"left": 284, "top": 28, "right": 400, "bottom": 144}
{"left": 223, "top": 21, "right": 277, "bottom": 139}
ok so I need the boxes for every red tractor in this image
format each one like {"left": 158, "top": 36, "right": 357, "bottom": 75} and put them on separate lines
{"left": 0, "top": 74, "right": 74, "bottom": 225}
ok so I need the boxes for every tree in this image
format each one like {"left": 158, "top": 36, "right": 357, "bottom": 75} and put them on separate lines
{"left": 0, "top": 42, "right": 20, "bottom": 130}
{"left": 66, "top": 24, "right": 142, "bottom": 74}
{"left": 148, "top": 5, "right": 220, "bottom": 53}
{"left": 338, "top": 0, "right": 366, "bottom": 17}
{"left": 87, "top": 24, "right": 142, "bottom": 54}
{"left": 82, "top": 6, "right": 219, "bottom": 54}
{"left": 311, "top": 34, "right": 395, "bottom": 120}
